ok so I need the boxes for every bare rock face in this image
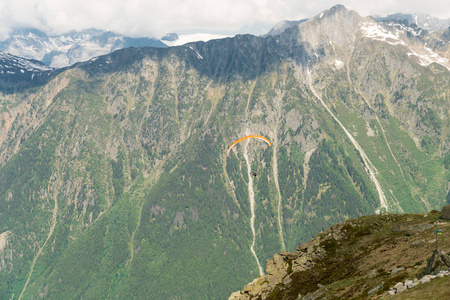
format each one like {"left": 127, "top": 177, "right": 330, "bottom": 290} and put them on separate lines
{"left": 441, "top": 205, "right": 450, "bottom": 220}
{"left": 295, "top": 4, "right": 366, "bottom": 50}
{"left": 228, "top": 227, "right": 334, "bottom": 299}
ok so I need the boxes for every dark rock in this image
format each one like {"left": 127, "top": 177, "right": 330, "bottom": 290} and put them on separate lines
{"left": 441, "top": 205, "right": 450, "bottom": 220}
{"left": 426, "top": 249, "right": 450, "bottom": 275}
{"left": 296, "top": 243, "right": 309, "bottom": 251}
{"left": 392, "top": 223, "right": 408, "bottom": 232}
{"left": 280, "top": 251, "right": 299, "bottom": 260}
{"left": 367, "top": 282, "right": 384, "bottom": 296}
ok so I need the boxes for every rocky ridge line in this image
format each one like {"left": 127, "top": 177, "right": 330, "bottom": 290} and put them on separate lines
{"left": 230, "top": 205, "right": 450, "bottom": 299}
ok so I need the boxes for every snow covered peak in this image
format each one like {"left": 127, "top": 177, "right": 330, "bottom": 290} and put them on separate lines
{"left": 0, "top": 28, "right": 166, "bottom": 68}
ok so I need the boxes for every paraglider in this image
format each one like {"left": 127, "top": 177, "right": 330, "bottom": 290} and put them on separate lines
{"left": 226, "top": 135, "right": 271, "bottom": 157}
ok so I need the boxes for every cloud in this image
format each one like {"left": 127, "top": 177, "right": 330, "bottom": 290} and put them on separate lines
{"left": 0, "top": 0, "right": 448, "bottom": 40}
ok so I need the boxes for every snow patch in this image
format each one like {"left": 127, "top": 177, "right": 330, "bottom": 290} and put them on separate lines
{"left": 359, "top": 23, "right": 449, "bottom": 70}
{"left": 360, "top": 22, "right": 405, "bottom": 46}
{"left": 407, "top": 49, "right": 450, "bottom": 70}
{"left": 335, "top": 60, "right": 344, "bottom": 69}
{"left": 188, "top": 46, "right": 203, "bottom": 59}
{"left": 386, "top": 22, "right": 422, "bottom": 36}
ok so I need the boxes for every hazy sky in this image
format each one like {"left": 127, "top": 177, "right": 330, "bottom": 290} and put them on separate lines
{"left": 0, "top": 0, "right": 449, "bottom": 39}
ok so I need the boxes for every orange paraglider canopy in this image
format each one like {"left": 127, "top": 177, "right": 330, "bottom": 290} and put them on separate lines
{"left": 226, "top": 135, "right": 271, "bottom": 157}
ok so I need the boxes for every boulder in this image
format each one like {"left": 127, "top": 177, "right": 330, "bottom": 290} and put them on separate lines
{"left": 408, "top": 223, "right": 433, "bottom": 232}
{"left": 280, "top": 251, "right": 299, "bottom": 260}
{"left": 228, "top": 291, "right": 244, "bottom": 300}
{"left": 266, "top": 259, "right": 276, "bottom": 275}
{"left": 396, "top": 285, "right": 406, "bottom": 293}
{"left": 293, "top": 255, "right": 309, "bottom": 271}
{"left": 405, "top": 279, "right": 416, "bottom": 289}
{"left": 296, "top": 243, "right": 309, "bottom": 251}
{"left": 420, "top": 276, "right": 431, "bottom": 284}
{"left": 273, "top": 254, "right": 285, "bottom": 269}
{"left": 393, "top": 282, "right": 404, "bottom": 289}
{"left": 248, "top": 284, "right": 263, "bottom": 297}
{"left": 391, "top": 266, "right": 405, "bottom": 274}
{"left": 367, "top": 282, "right": 384, "bottom": 296}
{"left": 442, "top": 205, "right": 450, "bottom": 220}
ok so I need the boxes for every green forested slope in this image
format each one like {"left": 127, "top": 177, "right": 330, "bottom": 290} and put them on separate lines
{"left": 0, "top": 6, "right": 448, "bottom": 299}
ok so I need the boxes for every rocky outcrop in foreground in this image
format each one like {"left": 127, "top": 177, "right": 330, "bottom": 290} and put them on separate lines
{"left": 230, "top": 208, "right": 450, "bottom": 299}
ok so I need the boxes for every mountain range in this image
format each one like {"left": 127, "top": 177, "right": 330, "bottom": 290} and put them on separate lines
{"left": 2, "top": 11, "right": 448, "bottom": 70}
{"left": 0, "top": 28, "right": 168, "bottom": 68}
{"left": 0, "top": 28, "right": 233, "bottom": 69}
{"left": 376, "top": 13, "right": 450, "bottom": 31}
{"left": 0, "top": 4, "right": 449, "bottom": 299}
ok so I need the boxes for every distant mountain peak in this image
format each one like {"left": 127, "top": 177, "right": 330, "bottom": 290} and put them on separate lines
{"left": 265, "top": 5, "right": 360, "bottom": 38}
{"left": 317, "top": 4, "right": 361, "bottom": 20}
{"left": 0, "top": 28, "right": 167, "bottom": 68}
{"left": 330, "top": 4, "right": 348, "bottom": 12}
{"left": 376, "top": 13, "right": 450, "bottom": 31}
{"left": 265, "top": 20, "right": 308, "bottom": 37}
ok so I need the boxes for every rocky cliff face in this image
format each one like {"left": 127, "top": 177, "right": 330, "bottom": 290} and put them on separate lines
{"left": 0, "top": 5, "right": 448, "bottom": 299}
